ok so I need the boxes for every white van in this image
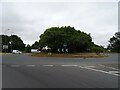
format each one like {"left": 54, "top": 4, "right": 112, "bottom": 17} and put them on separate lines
{"left": 31, "top": 49, "right": 40, "bottom": 53}
{"left": 12, "top": 50, "right": 22, "bottom": 54}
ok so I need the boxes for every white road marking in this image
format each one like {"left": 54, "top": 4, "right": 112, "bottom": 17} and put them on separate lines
{"left": 61, "top": 65, "right": 78, "bottom": 67}
{"left": 11, "top": 65, "right": 20, "bottom": 67}
{"left": 76, "top": 65, "right": 85, "bottom": 68}
{"left": 108, "top": 71, "right": 119, "bottom": 74}
{"left": 43, "top": 65, "right": 54, "bottom": 67}
{"left": 9, "top": 64, "right": 120, "bottom": 77}
{"left": 108, "top": 67, "right": 118, "bottom": 70}
{"left": 99, "top": 65, "right": 105, "bottom": 67}
{"left": 26, "top": 65, "right": 35, "bottom": 67}
{"left": 84, "top": 66, "right": 95, "bottom": 68}
{"left": 77, "top": 65, "right": 120, "bottom": 76}
{"left": 99, "top": 65, "right": 118, "bottom": 70}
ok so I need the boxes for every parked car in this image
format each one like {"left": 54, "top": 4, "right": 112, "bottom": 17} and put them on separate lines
{"left": 31, "top": 49, "right": 40, "bottom": 53}
{"left": 12, "top": 50, "right": 22, "bottom": 54}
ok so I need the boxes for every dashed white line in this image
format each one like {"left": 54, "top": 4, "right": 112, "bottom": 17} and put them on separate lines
{"left": 43, "top": 65, "right": 54, "bottom": 67}
{"left": 26, "top": 65, "right": 35, "bottom": 67}
{"left": 11, "top": 65, "right": 20, "bottom": 67}
{"left": 61, "top": 65, "right": 78, "bottom": 67}
{"left": 9, "top": 64, "right": 120, "bottom": 77}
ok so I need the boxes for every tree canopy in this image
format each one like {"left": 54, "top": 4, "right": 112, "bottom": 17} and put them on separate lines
{"left": 91, "top": 44, "right": 105, "bottom": 54}
{"left": 25, "top": 44, "right": 31, "bottom": 53}
{"left": 31, "top": 41, "right": 39, "bottom": 49}
{"left": 38, "top": 26, "right": 93, "bottom": 53}
{"left": 0, "top": 35, "right": 25, "bottom": 52}
{"left": 107, "top": 32, "right": 120, "bottom": 53}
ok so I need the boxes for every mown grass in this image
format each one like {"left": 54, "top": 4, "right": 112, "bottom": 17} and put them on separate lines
{"left": 31, "top": 52, "right": 107, "bottom": 58}
{"left": 0, "top": 53, "right": 11, "bottom": 54}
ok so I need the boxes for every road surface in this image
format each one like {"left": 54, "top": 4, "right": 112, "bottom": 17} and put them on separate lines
{"left": 2, "top": 53, "right": 119, "bottom": 88}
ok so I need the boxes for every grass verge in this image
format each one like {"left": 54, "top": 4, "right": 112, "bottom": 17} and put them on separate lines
{"left": 31, "top": 53, "right": 107, "bottom": 58}
{"left": 0, "top": 53, "right": 11, "bottom": 55}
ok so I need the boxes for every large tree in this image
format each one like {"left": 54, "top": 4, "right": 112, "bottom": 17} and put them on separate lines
{"left": 25, "top": 44, "right": 31, "bottom": 53}
{"left": 39, "top": 26, "right": 93, "bottom": 53}
{"left": 31, "top": 41, "right": 39, "bottom": 49}
{"left": 107, "top": 32, "right": 120, "bottom": 53}
{"left": 0, "top": 35, "right": 25, "bottom": 52}
{"left": 91, "top": 44, "right": 105, "bottom": 54}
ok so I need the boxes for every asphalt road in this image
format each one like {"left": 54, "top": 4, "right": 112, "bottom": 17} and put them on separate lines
{"left": 2, "top": 53, "right": 119, "bottom": 88}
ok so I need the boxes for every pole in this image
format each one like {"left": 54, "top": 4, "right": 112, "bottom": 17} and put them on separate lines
{"left": 4, "top": 29, "right": 10, "bottom": 53}
{"left": 11, "top": 32, "right": 14, "bottom": 53}
{"left": 5, "top": 30, "right": 6, "bottom": 53}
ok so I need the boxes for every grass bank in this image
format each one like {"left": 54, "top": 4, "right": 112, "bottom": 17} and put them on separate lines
{"left": 0, "top": 53, "right": 11, "bottom": 55}
{"left": 31, "top": 53, "right": 107, "bottom": 58}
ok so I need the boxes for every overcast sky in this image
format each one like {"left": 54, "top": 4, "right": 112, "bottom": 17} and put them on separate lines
{"left": 1, "top": 1, "right": 118, "bottom": 47}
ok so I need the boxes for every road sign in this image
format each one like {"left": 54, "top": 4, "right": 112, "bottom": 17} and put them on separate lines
{"left": 57, "top": 48, "right": 60, "bottom": 52}
{"left": 66, "top": 48, "right": 68, "bottom": 52}
{"left": 61, "top": 48, "right": 64, "bottom": 52}
{"left": 63, "top": 43, "right": 67, "bottom": 48}
{"left": 3, "top": 45, "right": 8, "bottom": 49}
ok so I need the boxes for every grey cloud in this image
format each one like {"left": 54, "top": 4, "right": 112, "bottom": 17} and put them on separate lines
{"left": 1, "top": 2, "right": 118, "bottom": 46}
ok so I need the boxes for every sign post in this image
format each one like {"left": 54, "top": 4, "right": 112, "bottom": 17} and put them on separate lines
{"left": 3, "top": 45, "right": 8, "bottom": 53}
{"left": 63, "top": 43, "right": 68, "bottom": 53}
{"left": 3, "top": 45, "right": 8, "bottom": 49}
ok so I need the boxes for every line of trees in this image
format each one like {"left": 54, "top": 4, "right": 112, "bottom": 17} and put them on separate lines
{"left": 0, "top": 35, "right": 25, "bottom": 52}
{"left": 107, "top": 32, "right": 120, "bottom": 53}
{"left": 0, "top": 26, "right": 119, "bottom": 53}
